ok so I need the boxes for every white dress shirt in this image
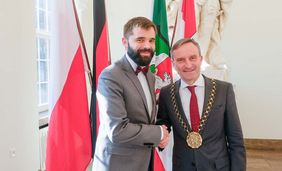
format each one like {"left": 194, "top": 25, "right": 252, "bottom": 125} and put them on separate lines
{"left": 125, "top": 54, "right": 153, "bottom": 116}
{"left": 179, "top": 75, "right": 205, "bottom": 126}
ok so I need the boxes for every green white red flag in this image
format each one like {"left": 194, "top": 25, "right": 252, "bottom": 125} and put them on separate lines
{"left": 152, "top": 0, "right": 196, "bottom": 170}
{"left": 152, "top": 0, "right": 173, "bottom": 170}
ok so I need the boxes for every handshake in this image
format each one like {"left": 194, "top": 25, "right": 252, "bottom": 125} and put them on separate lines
{"left": 159, "top": 124, "right": 170, "bottom": 149}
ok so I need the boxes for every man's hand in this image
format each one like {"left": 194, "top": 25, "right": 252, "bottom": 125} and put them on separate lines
{"left": 159, "top": 125, "right": 170, "bottom": 149}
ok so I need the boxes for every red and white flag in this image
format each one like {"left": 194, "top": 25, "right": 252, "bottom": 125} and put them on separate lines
{"left": 172, "top": 0, "right": 196, "bottom": 45}
{"left": 46, "top": 0, "right": 92, "bottom": 170}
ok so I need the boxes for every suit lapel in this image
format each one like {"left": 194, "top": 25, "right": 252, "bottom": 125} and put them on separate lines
{"left": 201, "top": 75, "right": 213, "bottom": 134}
{"left": 120, "top": 56, "right": 151, "bottom": 122}
{"left": 145, "top": 72, "right": 156, "bottom": 123}
{"left": 202, "top": 75, "right": 211, "bottom": 117}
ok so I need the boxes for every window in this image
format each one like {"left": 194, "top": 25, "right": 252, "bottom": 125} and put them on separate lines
{"left": 35, "top": 0, "right": 50, "bottom": 115}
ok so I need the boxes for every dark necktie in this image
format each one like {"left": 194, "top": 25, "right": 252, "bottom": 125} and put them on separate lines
{"left": 187, "top": 86, "right": 200, "bottom": 132}
{"left": 135, "top": 66, "right": 149, "bottom": 75}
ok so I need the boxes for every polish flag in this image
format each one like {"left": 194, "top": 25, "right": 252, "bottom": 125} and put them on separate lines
{"left": 46, "top": 0, "right": 92, "bottom": 170}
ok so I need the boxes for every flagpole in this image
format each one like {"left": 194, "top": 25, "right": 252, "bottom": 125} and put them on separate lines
{"left": 72, "top": 0, "right": 93, "bottom": 87}
{"left": 170, "top": 7, "right": 179, "bottom": 48}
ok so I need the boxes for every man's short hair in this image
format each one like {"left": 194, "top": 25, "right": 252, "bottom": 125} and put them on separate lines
{"left": 171, "top": 38, "right": 202, "bottom": 59}
{"left": 123, "top": 17, "right": 157, "bottom": 39}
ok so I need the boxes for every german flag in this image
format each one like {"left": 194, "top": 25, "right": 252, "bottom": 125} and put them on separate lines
{"left": 90, "top": 0, "right": 110, "bottom": 156}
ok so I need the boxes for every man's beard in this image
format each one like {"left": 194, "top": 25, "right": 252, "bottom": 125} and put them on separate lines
{"left": 127, "top": 44, "right": 154, "bottom": 66}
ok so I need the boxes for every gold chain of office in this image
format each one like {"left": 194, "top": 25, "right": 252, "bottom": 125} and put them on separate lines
{"left": 169, "top": 79, "right": 217, "bottom": 148}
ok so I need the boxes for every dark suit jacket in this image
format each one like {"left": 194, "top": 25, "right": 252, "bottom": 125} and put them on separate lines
{"left": 157, "top": 75, "right": 246, "bottom": 171}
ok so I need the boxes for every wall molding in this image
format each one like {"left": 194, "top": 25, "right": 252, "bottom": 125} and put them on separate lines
{"left": 244, "top": 138, "right": 282, "bottom": 151}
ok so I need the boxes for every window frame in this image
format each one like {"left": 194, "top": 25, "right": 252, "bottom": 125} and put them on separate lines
{"left": 35, "top": 0, "right": 51, "bottom": 115}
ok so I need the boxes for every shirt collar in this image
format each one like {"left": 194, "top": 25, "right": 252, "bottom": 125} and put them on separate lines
{"left": 180, "top": 74, "right": 205, "bottom": 89}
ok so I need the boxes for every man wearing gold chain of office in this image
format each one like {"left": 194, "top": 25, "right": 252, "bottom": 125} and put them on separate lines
{"left": 157, "top": 38, "right": 246, "bottom": 171}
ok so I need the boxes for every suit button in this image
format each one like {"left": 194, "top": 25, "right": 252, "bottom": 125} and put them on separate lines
{"left": 192, "top": 162, "right": 196, "bottom": 166}
{"left": 143, "top": 143, "right": 153, "bottom": 148}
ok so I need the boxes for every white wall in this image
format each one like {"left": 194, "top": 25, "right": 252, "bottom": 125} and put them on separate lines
{"left": 0, "top": 0, "right": 40, "bottom": 170}
{"left": 222, "top": 0, "right": 282, "bottom": 139}
{"left": 106, "top": 0, "right": 154, "bottom": 62}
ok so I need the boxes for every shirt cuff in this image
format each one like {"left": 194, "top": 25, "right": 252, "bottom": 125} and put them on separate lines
{"left": 160, "top": 125, "right": 163, "bottom": 140}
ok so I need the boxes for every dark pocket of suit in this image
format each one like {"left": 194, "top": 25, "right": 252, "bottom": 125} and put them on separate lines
{"left": 213, "top": 104, "right": 223, "bottom": 111}
{"left": 107, "top": 146, "right": 134, "bottom": 156}
{"left": 214, "top": 157, "right": 230, "bottom": 170}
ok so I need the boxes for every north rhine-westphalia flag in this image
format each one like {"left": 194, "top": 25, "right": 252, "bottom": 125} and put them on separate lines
{"left": 151, "top": 0, "right": 173, "bottom": 94}
{"left": 171, "top": 0, "right": 196, "bottom": 45}
{"left": 46, "top": 0, "right": 92, "bottom": 170}
{"left": 90, "top": 0, "right": 110, "bottom": 157}
{"left": 151, "top": 0, "right": 173, "bottom": 170}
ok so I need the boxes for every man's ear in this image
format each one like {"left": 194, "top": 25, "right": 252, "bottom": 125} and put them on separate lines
{"left": 172, "top": 60, "right": 176, "bottom": 69}
{"left": 200, "top": 55, "right": 203, "bottom": 62}
{"left": 122, "top": 37, "right": 128, "bottom": 49}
